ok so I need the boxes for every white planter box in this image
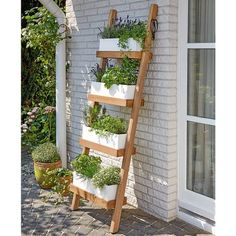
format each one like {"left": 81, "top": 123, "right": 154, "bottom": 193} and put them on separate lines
{"left": 99, "top": 38, "right": 142, "bottom": 51}
{"left": 95, "top": 185, "right": 118, "bottom": 201}
{"left": 72, "top": 172, "right": 95, "bottom": 194}
{"left": 91, "top": 82, "right": 135, "bottom": 99}
{"left": 82, "top": 125, "right": 127, "bottom": 149}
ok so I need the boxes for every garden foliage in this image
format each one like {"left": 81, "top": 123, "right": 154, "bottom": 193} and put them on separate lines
{"left": 21, "top": 5, "right": 63, "bottom": 149}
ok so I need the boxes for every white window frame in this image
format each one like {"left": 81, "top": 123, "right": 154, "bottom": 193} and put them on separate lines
{"left": 177, "top": 0, "right": 215, "bottom": 228}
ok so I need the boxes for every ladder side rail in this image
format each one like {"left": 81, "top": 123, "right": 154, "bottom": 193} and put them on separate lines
{"left": 110, "top": 4, "right": 158, "bottom": 233}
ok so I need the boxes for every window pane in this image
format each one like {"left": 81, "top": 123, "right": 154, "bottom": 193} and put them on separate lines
{"left": 187, "top": 121, "right": 215, "bottom": 199}
{"left": 187, "top": 49, "right": 215, "bottom": 119}
{"left": 188, "top": 0, "right": 215, "bottom": 43}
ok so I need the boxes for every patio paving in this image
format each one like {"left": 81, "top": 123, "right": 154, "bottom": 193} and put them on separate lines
{"left": 21, "top": 148, "right": 211, "bottom": 236}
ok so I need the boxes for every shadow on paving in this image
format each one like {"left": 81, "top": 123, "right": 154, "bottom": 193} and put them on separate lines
{"left": 21, "top": 148, "right": 211, "bottom": 236}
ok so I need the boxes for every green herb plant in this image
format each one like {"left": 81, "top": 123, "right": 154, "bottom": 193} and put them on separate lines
{"left": 90, "top": 63, "right": 105, "bottom": 82}
{"left": 92, "top": 166, "right": 120, "bottom": 189}
{"left": 91, "top": 115, "right": 127, "bottom": 137}
{"left": 101, "top": 57, "right": 139, "bottom": 89}
{"left": 32, "top": 142, "right": 61, "bottom": 163}
{"left": 98, "top": 16, "right": 147, "bottom": 49}
{"left": 71, "top": 154, "right": 102, "bottom": 179}
{"left": 83, "top": 104, "right": 106, "bottom": 127}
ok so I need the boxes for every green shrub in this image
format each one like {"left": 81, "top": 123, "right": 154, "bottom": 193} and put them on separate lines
{"left": 101, "top": 57, "right": 139, "bottom": 89}
{"left": 21, "top": 6, "right": 61, "bottom": 107}
{"left": 32, "top": 142, "right": 60, "bottom": 163}
{"left": 21, "top": 104, "right": 56, "bottom": 150}
{"left": 71, "top": 154, "right": 102, "bottom": 179}
{"left": 91, "top": 115, "right": 127, "bottom": 136}
{"left": 98, "top": 16, "right": 147, "bottom": 49}
{"left": 92, "top": 166, "right": 120, "bottom": 189}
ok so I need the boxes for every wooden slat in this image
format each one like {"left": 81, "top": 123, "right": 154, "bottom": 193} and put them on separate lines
{"left": 110, "top": 51, "right": 154, "bottom": 233}
{"left": 88, "top": 94, "right": 144, "bottom": 107}
{"left": 70, "top": 184, "right": 127, "bottom": 209}
{"left": 96, "top": 51, "right": 144, "bottom": 59}
{"left": 144, "top": 4, "right": 158, "bottom": 50}
{"left": 80, "top": 139, "right": 136, "bottom": 157}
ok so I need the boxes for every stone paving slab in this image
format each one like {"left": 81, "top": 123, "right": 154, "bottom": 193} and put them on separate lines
{"left": 21, "top": 148, "right": 211, "bottom": 236}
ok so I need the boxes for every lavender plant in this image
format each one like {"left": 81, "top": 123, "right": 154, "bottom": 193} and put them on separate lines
{"left": 98, "top": 15, "right": 147, "bottom": 49}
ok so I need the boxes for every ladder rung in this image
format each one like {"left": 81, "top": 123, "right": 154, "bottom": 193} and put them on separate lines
{"left": 96, "top": 51, "right": 143, "bottom": 59}
{"left": 80, "top": 139, "right": 136, "bottom": 157}
{"left": 88, "top": 94, "right": 144, "bottom": 107}
{"left": 70, "top": 184, "right": 127, "bottom": 209}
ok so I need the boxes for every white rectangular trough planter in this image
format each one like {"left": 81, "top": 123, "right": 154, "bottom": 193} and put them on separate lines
{"left": 72, "top": 172, "right": 95, "bottom": 194}
{"left": 82, "top": 125, "right": 127, "bottom": 149}
{"left": 99, "top": 38, "right": 142, "bottom": 51}
{"left": 90, "top": 82, "right": 135, "bottom": 99}
{"left": 95, "top": 185, "right": 118, "bottom": 201}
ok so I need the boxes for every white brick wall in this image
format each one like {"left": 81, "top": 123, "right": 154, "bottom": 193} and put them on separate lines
{"left": 66, "top": 0, "right": 178, "bottom": 222}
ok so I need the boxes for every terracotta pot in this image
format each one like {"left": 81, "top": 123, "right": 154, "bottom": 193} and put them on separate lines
{"left": 34, "top": 160, "right": 62, "bottom": 189}
{"left": 58, "top": 175, "right": 72, "bottom": 196}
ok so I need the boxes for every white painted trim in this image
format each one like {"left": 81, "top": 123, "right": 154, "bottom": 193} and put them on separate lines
{"left": 178, "top": 0, "right": 215, "bottom": 222}
{"left": 187, "top": 43, "right": 215, "bottom": 49}
{"left": 177, "top": 208, "right": 215, "bottom": 234}
{"left": 187, "top": 116, "right": 215, "bottom": 126}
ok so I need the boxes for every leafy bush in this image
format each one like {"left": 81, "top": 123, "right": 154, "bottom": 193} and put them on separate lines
{"left": 92, "top": 166, "right": 120, "bottom": 189}
{"left": 32, "top": 142, "right": 61, "bottom": 163}
{"left": 83, "top": 104, "right": 106, "bottom": 127}
{"left": 71, "top": 154, "right": 102, "bottom": 179}
{"left": 91, "top": 115, "right": 127, "bottom": 136}
{"left": 46, "top": 168, "right": 72, "bottom": 196}
{"left": 101, "top": 57, "right": 139, "bottom": 89}
{"left": 21, "top": 104, "right": 56, "bottom": 150}
{"left": 21, "top": 6, "right": 62, "bottom": 107}
{"left": 21, "top": 5, "right": 63, "bottom": 150}
{"left": 98, "top": 16, "right": 147, "bottom": 49}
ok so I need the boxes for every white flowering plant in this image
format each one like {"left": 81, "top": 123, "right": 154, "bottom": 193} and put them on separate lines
{"left": 92, "top": 166, "right": 120, "bottom": 189}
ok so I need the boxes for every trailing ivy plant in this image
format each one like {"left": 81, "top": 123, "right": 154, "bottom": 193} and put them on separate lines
{"left": 91, "top": 115, "right": 127, "bottom": 136}
{"left": 101, "top": 57, "right": 139, "bottom": 89}
{"left": 98, "top": 15, "right": 147, "bottom": 49}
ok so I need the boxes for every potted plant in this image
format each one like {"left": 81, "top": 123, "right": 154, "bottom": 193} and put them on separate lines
{"left": 71, "top": 154, "right": 102, "bottom": 194}
{"left": 32, "top": 142, "right": 61, "bottom": 189}
{"left": 92, "top": 166, "right": 120, "bottom": 201}
{"left": 98, "top": 16, "right": 147, "bottom": 51}
{"left": 90, "top": 57, "right": 139, "bottom": 99}
{"left": 46, "top": 168, "right": 72, "bottom": 197}
{"left": 82, "top": 115, "right": 128, "bottom": 149}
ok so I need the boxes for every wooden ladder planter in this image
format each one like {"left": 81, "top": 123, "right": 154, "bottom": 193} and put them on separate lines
{"left": 70, "top": 4, "right": 158, "bottom": 234}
